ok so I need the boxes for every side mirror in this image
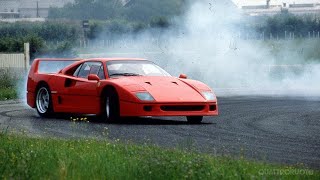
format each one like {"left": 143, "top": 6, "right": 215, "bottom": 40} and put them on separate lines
{"left": 179, "top": 74, "right": 187, "bottom": 79}
{"left": 88, "top": 74, "right": 100, "bottom": 81}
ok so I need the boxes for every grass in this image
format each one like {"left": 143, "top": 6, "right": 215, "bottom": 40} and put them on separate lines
{"left": 0, "top": 69, "right": 19, "bottom": 101}
{"left": 0, "top": 87, "right": 17, "bottom": 100}
{"left": 256, "top": 39, "right": 320, "bottom": 63}
{"left": 0, "top": 133, "right": 318, "bottom": 180}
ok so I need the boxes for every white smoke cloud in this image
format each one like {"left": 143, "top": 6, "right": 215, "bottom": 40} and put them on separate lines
{"left": 66, "top": 0, "right": 320, "bottom": 96}
{"left": 120, "top": 0, "right": 320, "bottom": 96}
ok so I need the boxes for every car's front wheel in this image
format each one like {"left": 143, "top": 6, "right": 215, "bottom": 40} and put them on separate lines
{"left": 101, "top": 88, "right": 120, "bottom": 122}
{"left": 186, "top": 116, "right": 203, "bottom": 124}
{"left": 35, "top": 84, "right": 53, "bottom": 117}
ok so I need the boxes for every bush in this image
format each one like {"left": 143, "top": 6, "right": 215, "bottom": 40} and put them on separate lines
{"left": 0, "top": 69, "right": 18, "bottom": 101}
{"left": 0, "top": 87, "right": 17, "bottom": 101}
{"left": 0, "top": 21, "right": 81, "bottom": 42}
{"left": 48, "top": 0, "right": 185, "bottom": 22}
{"left": 254, "top": 13, "right": 320, "bottom": 38}
{"left": 0, "top": 35, "right": 44, "bottom": 59}
{"left": 150, "top": 16, "right": 170, "bottom": 28}
{"left": 40, "top": 41, "right": 77, "bottom": 58}
{"left": 0, "top": 21, "right": 81, "bottom": 58}
{"left": 0, "top": 69, "right": 16, "bottom": 89}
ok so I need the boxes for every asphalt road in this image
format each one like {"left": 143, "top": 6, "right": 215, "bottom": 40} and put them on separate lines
{"left": 1, "top": 96, "right": 320, "bottom": 169}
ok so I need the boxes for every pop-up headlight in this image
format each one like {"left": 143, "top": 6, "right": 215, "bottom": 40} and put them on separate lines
{"left": 202, "top": 91, "right": 216, "bottom": 101}
{"left": 136, "top": 92, "right": 155, "bottom": 101}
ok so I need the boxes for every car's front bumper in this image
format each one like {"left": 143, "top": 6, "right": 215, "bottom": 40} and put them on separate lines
{"left": 119, "top": 101, "right": 218, "bottom": 117}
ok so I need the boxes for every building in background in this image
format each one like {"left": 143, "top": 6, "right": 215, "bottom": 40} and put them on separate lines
{"left": 232, "top": 0, "right": 320, "bottom": 16}
{"left": 0, "top": 0, "right": 20, "bottom": 18}
{"left": 0, "top": 0, "right": 74, "bottom": 20}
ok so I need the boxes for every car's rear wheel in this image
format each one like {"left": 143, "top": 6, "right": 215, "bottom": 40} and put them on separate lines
{"left": 101, "top": 88, "right": 120, "bottom": 122}
{"left": 186, "top": 116, "right": 203, "bottom": 124}
{"left": 35, "top": 84, "right": 53, "bottom": 117}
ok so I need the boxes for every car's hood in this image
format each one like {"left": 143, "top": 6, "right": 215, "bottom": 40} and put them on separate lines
{"left": 114, "top": 76, "right": 212, "bottom": 102}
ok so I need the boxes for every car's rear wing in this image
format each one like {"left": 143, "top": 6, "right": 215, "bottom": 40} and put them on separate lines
{"left": 30, "top": 58, "right": 82, "bottom": 74}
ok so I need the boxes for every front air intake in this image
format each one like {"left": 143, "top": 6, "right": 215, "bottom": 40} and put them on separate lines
{"left": 160, "top": 105, "right": 205, "bottom": 111}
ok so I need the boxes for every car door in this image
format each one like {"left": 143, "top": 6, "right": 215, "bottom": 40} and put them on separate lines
{"left": 56, "top": 61, "right": 105, "bottom": 114}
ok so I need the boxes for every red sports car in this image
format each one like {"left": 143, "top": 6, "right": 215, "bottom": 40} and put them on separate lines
{"left": 27, "top": 58, "right": 218, "bottom": 123}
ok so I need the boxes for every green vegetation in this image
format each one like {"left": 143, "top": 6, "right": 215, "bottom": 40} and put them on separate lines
{"left": 0, "top": 2, "right": 320, "bottom": 58}
{"left": 0, "top": 69, "right": 18, "bottom": 101}
{"left": 49, "top": 0, "right": 182, "bottom": 39}
{"left": 0, "top": 87, "right": 16, "bottom": 101}
{"left": 247, "top": 13, "right": 320, "bottom": 39}
{"left": 48, "top": 0, "right": 182, "bottom": 37}
{"left": 48, "top": 0, "right": 185, "bottom": 22}
{"left": 48, "top": 0, "right": 320, "bottom": 39}
{"left": 0, "top": 21, "right": 81, "bottom": 42}
{"left": 0, "top": 21, "right": 80, "bottom": 58}
{"left": 254, "top": 39, "right": 320, "bottom": 63}
{"left": 0, "top": 133, "right": 318, "bottom": 179}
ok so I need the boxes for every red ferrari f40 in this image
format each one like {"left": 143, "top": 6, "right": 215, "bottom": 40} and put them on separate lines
{"left": 27, "top": 58, "right": 218, "bottom": 123}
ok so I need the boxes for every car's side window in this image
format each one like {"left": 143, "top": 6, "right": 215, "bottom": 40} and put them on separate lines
{"left": 73, "top": 64, "right": 83, "bottom": 77}
{"left": 89, "top": 64, "right": 100, "bottom": 75}
{"left": 78, "top": 63, "right": 91, "bottom": 78}
{"left": 77, "top": 62, "right": 105, "bottom": 79}
{"left": 98, "top": 66, "right": 106, "bottom": 79}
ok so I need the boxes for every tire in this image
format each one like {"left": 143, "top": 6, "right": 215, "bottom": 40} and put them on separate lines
{"left": 187, "top": 116, "right": 203, "bottom": 124}
{"left": 101, "top": 88, "right": 120, "bottom": 122}
{"left": 35, "top": 84, "right": 53, "bottom": 117}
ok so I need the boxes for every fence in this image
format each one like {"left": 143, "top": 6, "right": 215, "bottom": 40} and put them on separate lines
{"left": 0, "top": 43, "right": 30, "bottom": 70}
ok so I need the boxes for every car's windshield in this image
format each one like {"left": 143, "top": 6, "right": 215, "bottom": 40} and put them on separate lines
{"left": 107, "top": 60, "right": 171, "bottom": 77}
